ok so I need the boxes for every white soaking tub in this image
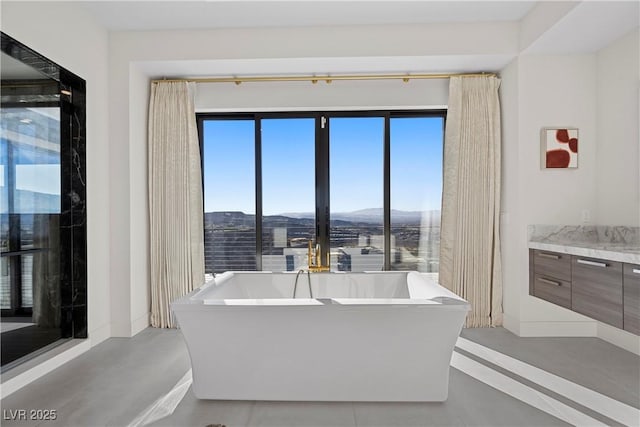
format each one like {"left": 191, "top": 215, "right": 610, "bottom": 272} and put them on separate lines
{"left": 171, "top": 271, "right": 469, "bottom": 402}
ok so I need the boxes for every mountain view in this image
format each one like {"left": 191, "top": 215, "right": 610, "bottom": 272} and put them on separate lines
{"left": 204, "top": 209, "right": 441, "bottom": 274}
{"left": 201, "top": 114, "right": 444, "bottom": 275}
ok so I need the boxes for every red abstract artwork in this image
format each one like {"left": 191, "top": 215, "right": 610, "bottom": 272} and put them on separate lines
{"left": 542, "top": 128, "right": 578, "bottom": 169}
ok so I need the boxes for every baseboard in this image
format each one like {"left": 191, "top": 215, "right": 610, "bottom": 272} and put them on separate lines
{"left": 597, "top": 323, "right": 640, "bottom": 355}
{"left": 502, "top": 313, "right": 520, "bottom": 335}
{"left": 110, "top": 313, "right": 149, "bottom": 338}
{"left": 504, "top": 318, "right": 639, "bottom": 354}
{"left": 131, "top": 312, "right": 150, "bottom": 336}
{"left": 0, "top": 339, "right": 91, "bottom": 399}
{"left": 89, "top": 322, "right": 111, "bottom": 346}
{"left": 110, "top": 320, "right": 133, "bottom": 337}
{"left": 515, "top": 320, "right": 597, "bottom": 337}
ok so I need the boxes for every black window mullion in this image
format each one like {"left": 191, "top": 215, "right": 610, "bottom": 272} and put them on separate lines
{"left": 255, "top": 116, "right": 263, "bottom": 271}
{"left": 383, "top": 113, "right": 391, "bottom": 271}
{"left": 315, "top": 113, "right": 330, "bottom": 266}
{"left": 7, "top": 139, "right": 23, "bottom": 312}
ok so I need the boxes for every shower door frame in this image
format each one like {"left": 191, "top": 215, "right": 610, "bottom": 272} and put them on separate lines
{"left": 1, "top": 32, "right": 87, "bottom": 362}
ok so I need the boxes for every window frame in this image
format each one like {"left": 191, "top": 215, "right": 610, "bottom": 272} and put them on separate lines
{"left": 197, "top": 109, "right": 446, "bottom": 272}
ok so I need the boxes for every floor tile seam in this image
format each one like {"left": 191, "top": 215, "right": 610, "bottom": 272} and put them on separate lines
{"left": 450, "top": 351, "right": 607, "bottom": 427}
{"left": 456, "top": 337, "right": 640, "bottom": 409}
{"left": 456, "top": 336, "right": 640, "bottom": 420}
{"left": 452, "top": 347, "right": 625, "bottom": 427}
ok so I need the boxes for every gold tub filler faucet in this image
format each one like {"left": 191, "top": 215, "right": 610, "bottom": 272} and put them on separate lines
{"left": 308, "top": 240, "right": 330, "bottom": 272}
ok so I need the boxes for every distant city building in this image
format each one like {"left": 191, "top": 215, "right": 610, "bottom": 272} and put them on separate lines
{"left": 204, "top": 211, "right": 440, "bottom": 274}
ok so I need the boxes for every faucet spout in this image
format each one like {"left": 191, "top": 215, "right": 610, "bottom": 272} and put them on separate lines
{"left": 308, "top": 239, "right": 330, "bottom": 272}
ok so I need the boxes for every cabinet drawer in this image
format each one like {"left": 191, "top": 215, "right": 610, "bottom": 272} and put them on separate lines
{"left": 532, "top": 250, "right": 571, "bottom": 282}
{"left": 623, "top": 263, "right": 640, "bottom": 335}
{"left": 572, "top": 256, "right": 623, "bottom": 328}
{"left": 533, "top": 274, "right": 571, "bottom": 309}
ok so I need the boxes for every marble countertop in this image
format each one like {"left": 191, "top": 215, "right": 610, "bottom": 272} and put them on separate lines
{"left": 528, "top": 241, "right": 640, "bottom": 264}
{"left": 528, "top": 225, "right": 640, "bottom": 264}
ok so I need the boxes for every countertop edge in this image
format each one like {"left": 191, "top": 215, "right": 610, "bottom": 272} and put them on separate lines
{"left": 528, "top": 241, "right": 640, "bottom": 265}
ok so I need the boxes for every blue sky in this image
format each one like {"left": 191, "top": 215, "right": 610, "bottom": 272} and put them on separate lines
{"left": 203, "top": 115, "right": 443, "bottom": 215}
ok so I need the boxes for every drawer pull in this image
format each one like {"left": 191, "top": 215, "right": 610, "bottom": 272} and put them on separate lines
{"left": 577, "top": 259, "right": 609, "bottom": 268}
{"left": 633, "top": 269, "right": 640, "bottom": 274}
{"left": 538, "top": 253, "right": 560, "bottom": 260}
{"left": 537, "top": 277, "right": 561, "bottom": 286}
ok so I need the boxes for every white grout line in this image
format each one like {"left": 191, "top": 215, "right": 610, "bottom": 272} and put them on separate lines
{"left": 451, "top": 352, "right": 608, "bottom": 427}
{"left": 127, "top": 369, "right": 193, "bottom": 427}
{"left": 456, "top": 337, "right": 640, "bottom": 427}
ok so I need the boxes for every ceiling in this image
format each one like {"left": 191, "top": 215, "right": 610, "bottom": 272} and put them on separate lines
{"left": 3, "top": 1, "right": 636, "bottom": 81}
{"left": 80, "top": 1, "right": 537, "bottom": 31}
{"left": 524, "top": 1, "right": 640, "bottom": 53}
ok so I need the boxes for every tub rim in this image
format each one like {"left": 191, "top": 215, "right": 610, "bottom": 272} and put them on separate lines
{"left": 171, "top": 271, "right": 470, "bottom": 311}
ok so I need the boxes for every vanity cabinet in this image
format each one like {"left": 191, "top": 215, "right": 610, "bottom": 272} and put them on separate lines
{"left": 571, "top": 257, "right": 623, "bottom": 329}
{"left": 623, "top": 263, "right": 640, "bottom": 335}
{"left": 530, "top": 250, "right": 572, "bottom": 309}
{"left": 529, "top": 249, "right": 638, "bottom": 335}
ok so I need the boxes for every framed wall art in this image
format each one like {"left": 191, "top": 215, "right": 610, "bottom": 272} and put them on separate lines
{"left": 541, "top": 128, "right": 578, "bottom": 169}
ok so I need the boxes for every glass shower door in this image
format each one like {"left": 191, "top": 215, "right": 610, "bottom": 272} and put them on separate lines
{"left": 1, "top": 98, "right": 63, "bottom": 367}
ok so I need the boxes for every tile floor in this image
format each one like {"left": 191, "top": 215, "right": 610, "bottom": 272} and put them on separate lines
{"left": 1, "top": 327, "right": 638, "bottom": 427}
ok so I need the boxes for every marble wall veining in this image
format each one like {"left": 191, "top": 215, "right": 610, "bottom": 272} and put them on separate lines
{"left": 59, "top": 73, "right": 87, "bottom": 339}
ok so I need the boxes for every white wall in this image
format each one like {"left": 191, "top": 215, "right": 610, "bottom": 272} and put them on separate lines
{"left": 195, "top": 79, "right": 448, "bottom": 112}
{"left": 108, "top": 19, "right": 640, "bottom": 347}
{"left": 1, "top": 2, "right": 111, "bottom": 344}
{"left": 518, "top": 54, "right": 598, "bottom": 227}
{"left": 500, "top": 30, "right": 640, "bottom": 351}
{"left": 6, "top": 2, "right": 631, "bottom": 349}
{"left": 108, "top": 58, "right": 151, "bottom": 337}
{"left": 500, "top": 53, "right": 600, "bottom": 337}
{"left": 499, "top": 58, "right": 521, "bottom": 332}
{"left": 519, "top": 1, "right": 579, "bottom": 52}
{"left": 109, "top": 22, "right": 517, "bottom": 335}
{"left": 596, "top": 29, "right": 640, "bottom": 226}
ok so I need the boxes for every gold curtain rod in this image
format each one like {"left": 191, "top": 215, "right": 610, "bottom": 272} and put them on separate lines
{"left": 151, "top": 72, "right": 496, "bottom": 85}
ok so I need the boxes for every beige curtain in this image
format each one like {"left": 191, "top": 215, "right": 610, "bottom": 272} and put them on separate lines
{"left": 440, "top": 76, "right": 503, "bottom": 327}
{"left": 148, "top": 81, "right": 204, "bottom": 328}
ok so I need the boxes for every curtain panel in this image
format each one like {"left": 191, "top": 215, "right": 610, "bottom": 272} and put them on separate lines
{"left": 440, "top": 76, "right": 503, "bottom": 327}
{"left": 148, "top": 81, "right": 204, "bottom": 328}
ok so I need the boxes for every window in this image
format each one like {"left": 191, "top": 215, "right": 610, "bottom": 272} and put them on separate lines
{"left": 329, "top": 116, "right": 385, "bottom": 271}
{"left": 201, "top": 119, "right": 256, "bottom": 272}
{"left": 261, "top": 118, "right": 316, "bottom": 272}
{"left": 198, "top": 111, "right": 445, "bottom": 276}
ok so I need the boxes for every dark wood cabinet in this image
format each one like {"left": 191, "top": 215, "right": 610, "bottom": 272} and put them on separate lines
{"left": 623, "top": 263, "right": 640, "bottom": 335}
{"left": 533, "top": 274, "right": 572, "bottom": 309}
{"left": 571, "top": 257, "right": 623, "bottom": 329}
{"left": 529, "top": 249, "right": 637, "bottom": 335}
{"left": 530, "top": 250, "right": 572, "bottom": 308}
{"left": 532, "top": 250, "right": 571, "bottom": 281}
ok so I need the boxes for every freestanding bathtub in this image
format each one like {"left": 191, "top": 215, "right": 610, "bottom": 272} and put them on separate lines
{"left": 171, "top": 271, "right": 469, "bottom": 402}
